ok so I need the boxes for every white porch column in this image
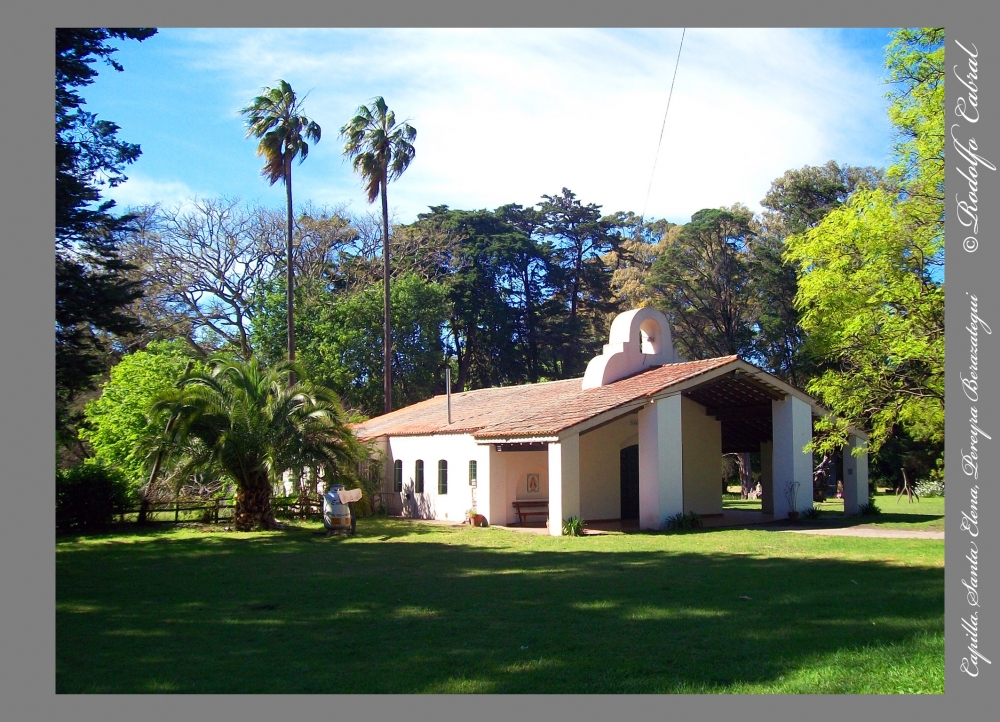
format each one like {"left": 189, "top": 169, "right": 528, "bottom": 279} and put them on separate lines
{"left": 487, "top": 445, "right": 507, "bottom": 526}
{"left": 842, "top": 434, "right": 869, "bottom": 516}
{"left": 637, "top": 394, "right": 683, "bottom": 530}
{"left": 547, "top": 434, "right": 581, "bottom": 536}
{"left": 771, "top": 396, "right": 813, "bottom": 517}
{"left": 759, "top": 440, "right": 774, "bottom": 515}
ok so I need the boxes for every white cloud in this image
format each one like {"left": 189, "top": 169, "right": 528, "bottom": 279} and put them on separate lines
{"left": 106, "top": 175, "right": 204, "bottom": 213}
{"left": 161, "top": 28, "right": 892, "bottom": 223}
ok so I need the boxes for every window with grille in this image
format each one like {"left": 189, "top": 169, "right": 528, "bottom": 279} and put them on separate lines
{"left": 438, "top": 460, "right": 448, "bottom": 495}
{"left": 415, "top": 460, "right": 424, "bottom": 493}
{"left": 469, "top": 460, "right": 477, "bottom": 487}
{"left": 393, "top": 460, "right": 403, "bottom": 492}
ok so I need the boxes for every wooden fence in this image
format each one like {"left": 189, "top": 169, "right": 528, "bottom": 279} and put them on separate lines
{"left": 121, "top": 495, "right": 326, "bottom": 524}
{"left": 121, "top": 491, "right": 398, "bottom": 524}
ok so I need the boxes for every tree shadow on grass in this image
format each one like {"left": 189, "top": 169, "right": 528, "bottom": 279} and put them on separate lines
{"left": 779, "top": 513, "right": 944, "bottom": 529}
{"left": 57, "top": 526, "right": 944, "bottom": 694}
{"left": 56, "top": 516, "right": 443, "bottom": 546}
{"left": 849, "top": 513, "right": 944, "bottom": 526}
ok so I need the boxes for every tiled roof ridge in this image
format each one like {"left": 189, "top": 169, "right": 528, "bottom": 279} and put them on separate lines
{"left": 601, "top": 355, "right": 739, "bottom": 390}
{"left": 471, "top": 355, "right": 739, "bottom": 439}
{"left": 352, "top": 354, "right": 744, "bottom": 441}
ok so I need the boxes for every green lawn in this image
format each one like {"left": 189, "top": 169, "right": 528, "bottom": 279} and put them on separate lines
{"left": 723, "top": 493, "right": 945, "bottom": 532}
{"left": 56, "top": 518, "right": 943, "bottom": 694}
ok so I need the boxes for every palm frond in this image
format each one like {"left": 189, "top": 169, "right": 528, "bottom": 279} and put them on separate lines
{"left": 240, "top": 80, "right": 321, "bottom": 188}
{"left": 339, "top": 96, "right": 416, "bottom": 205}
{"left": 143, "top": 357, "right": 363, "bottom": 496}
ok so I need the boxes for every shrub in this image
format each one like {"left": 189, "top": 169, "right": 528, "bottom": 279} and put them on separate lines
{"left": 56, "top": 460, "right": 130, "bottom": 532}
{"left": 801, "top": 507, "right": 821, "bottom": 520}
{"left": 914, "top": 478, "right": 945, "bottom": 498}
{"left": 858, "top": 500, "right": 882, "bottom": 517}
{"left": 664, "top": 511, "right": 702, "bottom": 531}
{"left": 562, "top": 516, "right": 586, "bottom": 536}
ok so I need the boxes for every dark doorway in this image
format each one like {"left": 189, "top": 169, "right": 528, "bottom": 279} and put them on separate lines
{"left": 620, "top": 444, "right": 639, "bottom": 520}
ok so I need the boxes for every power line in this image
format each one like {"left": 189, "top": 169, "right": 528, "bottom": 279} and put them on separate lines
{"left": 640, "top": 28, "right": 686, "bottom": 224}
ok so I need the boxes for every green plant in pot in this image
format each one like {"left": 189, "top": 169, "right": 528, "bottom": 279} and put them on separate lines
{"left": 785, "top": 480, "right": 801, "bottom": 520}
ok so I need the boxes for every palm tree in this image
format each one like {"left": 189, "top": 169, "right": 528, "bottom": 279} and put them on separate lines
{"left": 340, "top": 97, "right": 416, "bottom": 414}
{"left": 149, "top": 357, "right": 360, "bottom": 531}
{"left": 240, "top": 80, "right": 321, "bottom": 383}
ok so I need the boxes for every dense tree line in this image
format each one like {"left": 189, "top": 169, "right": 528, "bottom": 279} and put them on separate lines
{"left": 114, "top": 192, "right": 674, "bottom": 416}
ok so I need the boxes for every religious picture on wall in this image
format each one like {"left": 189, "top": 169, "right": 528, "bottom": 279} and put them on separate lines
{"left": 527, "top": 474, "right": 540, "bottom": 493}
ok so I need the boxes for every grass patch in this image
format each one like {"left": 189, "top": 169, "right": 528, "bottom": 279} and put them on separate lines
{"left": 722, "top": 497, "right": 763, "bottom": 511}
{"left": 724, "top": 493, "right": 943, "bottom": 533}
{"left": 57, "top": 518, "right": 943, "bottom": 693}
{"left": 868, "top": 494, "right": 944, "bottom": 531}
{"left": 812, "top": 495, "right": 944, "bottom": 532}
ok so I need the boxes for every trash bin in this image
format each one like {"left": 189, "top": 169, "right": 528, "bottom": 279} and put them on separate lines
{"left": 323, "top": 484, "right": 353, "bottom": 533}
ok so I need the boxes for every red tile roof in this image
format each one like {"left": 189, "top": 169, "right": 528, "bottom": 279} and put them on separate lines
{"left": 352, "top": 356, "right": 739, "bottom": 442}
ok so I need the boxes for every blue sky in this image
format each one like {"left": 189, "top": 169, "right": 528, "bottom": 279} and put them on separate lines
{"left": 85, "top": 27, "right": 896, "bottom": 225}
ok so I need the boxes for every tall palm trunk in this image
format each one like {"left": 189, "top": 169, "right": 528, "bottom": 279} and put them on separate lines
{"left": 381, "top": 173, "right": 392, "bottom": 414}
{"left": 285, "top": 156, "right": 296, "bottom": 387}
{"left": 235, "top": 478, "right": 279, "bottom": 531}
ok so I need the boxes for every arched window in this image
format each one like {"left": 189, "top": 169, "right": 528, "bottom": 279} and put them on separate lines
{"left": 415, "top": 460, "right": 424, "bottom": 493}
{"left": 438, "top": 460, "right": 448, "bottom": 495}
{"left": 393, "top": 459, "right": 403, "bottom": 492}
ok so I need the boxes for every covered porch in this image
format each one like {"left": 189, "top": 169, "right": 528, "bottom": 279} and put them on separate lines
{"left": 494, "top": 365, "right": 868, "bottom": 537}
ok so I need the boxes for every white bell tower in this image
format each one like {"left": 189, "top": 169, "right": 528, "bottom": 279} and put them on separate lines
{"left": 581, "top": 308, "right": 680, "bottom": 389}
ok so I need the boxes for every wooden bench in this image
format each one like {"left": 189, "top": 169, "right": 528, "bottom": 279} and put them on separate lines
{"left": 512, "top": 499, "right": 549, "bottom": 525}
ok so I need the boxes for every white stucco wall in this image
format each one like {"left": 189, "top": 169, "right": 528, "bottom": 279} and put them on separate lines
{"left": 771, "top": 396, "right": 814, "bottom": 517}
{"left": 548, "top": 434, "right": 581, "bottom": 536}
{"left": 387, "top": 434, "right": 488, "bottom": 522}
{"left": 638, "top": 394, "right": 684, "bottom": 529}
{"left": 681, "top": 396, "right": 723, "bottom": 515}
{"left": 842, "top": 434, "right": 869, "bottom": 516}
{"left": 488, "top": 445, "right": 506, "bottom": 526}
{"left": 578, "top": 415, "right": 637, "bottom": 520}
{"left": 760, "top": 440, "right": 774, "bottom": 515}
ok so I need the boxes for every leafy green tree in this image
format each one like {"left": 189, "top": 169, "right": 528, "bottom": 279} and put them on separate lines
{"left": 494, "top": 203, "right": 562, "bottom": 381}
{"left": 252, "top": 274, "right": 446, "bottom": 416}
{"left": 601, "top": 212, "right": 676, "bottom": 315}
{"left": 783, "top": 28, "right": 944, "bottom": 456}
{"left": 56, "top": 28, "right": 157, "bottom": 442}
{"left": 751, "top": 162, "right": 884, "bottom": 388}
{"left": 646, "top": 207, "right": 758, "bottom": 359}
{"left": 150, "top": 357, "right": 361, "bottom": 531}
{"left": 79, "top": 341, "right": 199, "bottom": 498}
{"left": 340, "top": 97, "right": 417, "bottom": 413}
{"left": 538, "top": 189, "right": 619, "bottom": 376}
{"left": 760, "top": 161, "right": 885, "bottom": 236}
{"left": 403, "top": 206, "right": 540, "bottom": 389}
{"left": 646, "top": 206, "right": 761, "bottom": 496}
{"left": 241, "top": 80, "right": 321, "bottom": 382}
{"left": 784, "top": 190, "right": 943, "bottom": 453}
{"left": 885, "top": 28, "right": 945, "bottom": 244}
{"left": 745, "top": 234, "right": 808, "bottom": 387}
